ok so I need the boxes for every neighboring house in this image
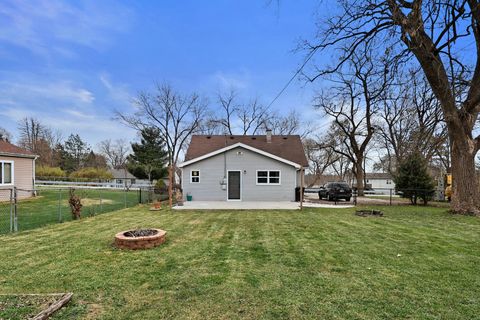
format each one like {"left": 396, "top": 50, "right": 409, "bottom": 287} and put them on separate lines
{"left": 352, "top": 172, "right": 395, "bottom": 194}
{"left": 179, "top": 131, "right": 309, "bottom": 201}
{"left": 0, "top": 140, "right": 37, "bottom": 198}
{"left": 109, "top": 168, "right": 137, "bottom": 187}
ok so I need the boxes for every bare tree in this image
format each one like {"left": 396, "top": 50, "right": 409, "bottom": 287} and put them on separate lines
{"left": 305, "top": 0, "right": 480, "bottom": 213}
{"left": 0, "top": 127, "right": 12, "bottom": 141}
{"left": 315, "top": 46, "right": 390, "bottom": 195}
{"left": 377, "top": 72, "right": 447, "bottom": 173}
{"left": 303, "top": 136, "right": 340, "bottom": 186}
{"left": 116, "top": 83, "right": 208, "bottom": 186}
{"left": 208, "top": 90, "right": 271, "bottom": 135}
{"left": 17, "top": 117, "right": 45, "bottom": 153}
{"left": 267, "top": 110, "right": 313, "bottom": 138}
{"left": 98, "top": 139, "right": 129, "bottom": 169}
{"left": 17, "top": 117, "right": 63, "bottom": 166}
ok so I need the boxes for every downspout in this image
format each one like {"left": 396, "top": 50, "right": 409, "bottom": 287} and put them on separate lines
{"left": 223, "top": 134, "right": 227, "bottom": 184}
{"left": 33, "top": 155, "right": 39, "bottom": 196}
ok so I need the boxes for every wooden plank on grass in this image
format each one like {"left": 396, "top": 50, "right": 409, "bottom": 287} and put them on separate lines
{"left": 31, "top": 292, "right": 73, "bottom": 320}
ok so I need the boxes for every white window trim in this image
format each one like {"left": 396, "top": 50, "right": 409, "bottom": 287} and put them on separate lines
{"left": 190, "top": 169, "right": 200, "bottom": 183}
{"left": 0, "top": 160, "right": 14, "bottom": 186}
{"left": 256, "top": 170, "right": 281, "bottom": 185}
{"left": 227, "top": 170, "right": 242, "bottom": 201}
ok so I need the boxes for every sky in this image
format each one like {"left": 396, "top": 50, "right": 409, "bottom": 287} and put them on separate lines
{"left": 0, "top": 0, "right": 329, "bottom": 149}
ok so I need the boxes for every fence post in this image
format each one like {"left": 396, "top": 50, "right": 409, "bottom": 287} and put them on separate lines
{"left": 9, "top": 188, "right": 13, "bottom": 232}
{"left": 13, "top": 187, "right": 18, "bottom": 232}
{"left": 389, "top": 189, "right": 392, "bottom": 206}
{"left": 124, "top": 188, "right": 127, "bottom": 208}
{"left": 58, "top": 189, "right": 63, "bottom": 223}
{"left": 100, "top": 189, "right": 103, "bottom": 213}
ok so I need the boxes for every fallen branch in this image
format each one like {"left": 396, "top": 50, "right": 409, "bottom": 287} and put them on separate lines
{"left": 32, "top": 292, "right": 73, "bottom": 320}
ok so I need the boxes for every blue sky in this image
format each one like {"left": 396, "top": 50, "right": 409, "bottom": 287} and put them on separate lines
{"left": 0, "top": 0, "right": 327, "bottom": 148}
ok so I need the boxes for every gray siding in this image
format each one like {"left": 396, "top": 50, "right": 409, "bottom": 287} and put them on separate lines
{"left": 182, "top": 147, "right": 299, "bottom": 201}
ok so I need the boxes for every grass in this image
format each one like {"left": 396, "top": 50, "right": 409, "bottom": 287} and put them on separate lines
{"left": 0, "top": 188, "right": 139, "bottom": 234}
{"left": 0, "top": 205, "right": 479, "bottom": 319}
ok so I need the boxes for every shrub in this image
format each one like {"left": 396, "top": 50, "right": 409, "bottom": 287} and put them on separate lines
{"left": 69, "top": 167, "right": 114, "bottom": 180}
{"left": 394, "top": 152, "right": 436, "bottom": 205}
{"left": 36, "top": 166, "right": 66, "bottom": 178}
{"left": 68, "top": 188, "right": 82, "bottom": 220}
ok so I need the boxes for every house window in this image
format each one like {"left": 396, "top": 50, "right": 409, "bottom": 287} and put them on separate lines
{"left": 191, "top": 170, "right": 200, "bottom": 183}
{"left": 256, "top": 170, "right": 281, "bottom": 185}
{"left": 0, "top": 161, "right": 13, "bottom": 185}
{"left": 386, "top": 180, "right": 392, "bottom": 185}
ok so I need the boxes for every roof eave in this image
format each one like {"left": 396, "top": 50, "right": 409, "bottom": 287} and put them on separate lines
{"left": 0, "top": 152, "right": 37, "bottom": 159}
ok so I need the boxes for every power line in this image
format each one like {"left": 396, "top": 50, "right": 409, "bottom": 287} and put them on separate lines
{"left": 266, "top": 47, "right": 318, "bottom": 110}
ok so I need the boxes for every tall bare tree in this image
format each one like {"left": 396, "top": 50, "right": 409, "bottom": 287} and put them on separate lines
{"left": 306, "top": 0, "right": 480, "bottom": 213}
{"left": 315, "top": 46, "right": 390, "bottom": 195}
{"left": 377, "top": 72, "right": 447, "bottom": 172}
{"left": 116, "top": 83, "right": 208, "bottom": 186}
{"left": 17, "top": 117, "right": 63, "bottom": 166}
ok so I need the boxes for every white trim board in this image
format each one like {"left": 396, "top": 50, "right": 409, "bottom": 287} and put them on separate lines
{"left": 178, "top": 143, "right": 302, "bottom": 169}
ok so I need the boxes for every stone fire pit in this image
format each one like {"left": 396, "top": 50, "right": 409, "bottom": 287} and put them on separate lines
{"left": 115, "top": 228, "right": 166, "bottom": 250}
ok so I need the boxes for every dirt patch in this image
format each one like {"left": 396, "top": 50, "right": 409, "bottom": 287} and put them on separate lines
{"left": 64, "top": 198, "right": 115, "bottom": 206}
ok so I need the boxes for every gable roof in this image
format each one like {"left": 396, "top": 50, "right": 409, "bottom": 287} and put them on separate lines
{"left": 0, "top": 140, "right": 36, "bottom": 159}
{"left": 181, "top": 135, "right": 308, "bottom": 168}
{"left": 109, "top": 168, "right": 137, "bottom": 180}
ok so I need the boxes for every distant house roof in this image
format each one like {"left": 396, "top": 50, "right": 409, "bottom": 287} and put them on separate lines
{"left": 0, "top": 140, "right": 36, "bottom": 158}
{"left": 366, "top": 173, "right": 393, "bottom": 180}
{"left": 183, "top": 135, "right": 309, "bottom": 168}
{"left": 109, "top": 168, "right": 137, "bottom": 180}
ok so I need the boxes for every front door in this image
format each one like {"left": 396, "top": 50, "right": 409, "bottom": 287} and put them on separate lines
{"left": 228, "top": 171, "right": 241, "bottom": 200}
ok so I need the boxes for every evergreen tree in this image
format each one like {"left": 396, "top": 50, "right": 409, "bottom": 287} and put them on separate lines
{"left": 394, "top": 153, "right": 436, "bottom": 205}
{"left": 127, "top": 127, "right": 168, "bottom": 182}
{"left": 64, "top": 134, "right": 90, "bottom": 172}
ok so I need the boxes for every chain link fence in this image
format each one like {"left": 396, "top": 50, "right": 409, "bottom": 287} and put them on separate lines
{"left": 0, "top": 186, "right": 168, "bottom": 235}
{"left": 304, "top": 187, "right": 449, "bottom": 207}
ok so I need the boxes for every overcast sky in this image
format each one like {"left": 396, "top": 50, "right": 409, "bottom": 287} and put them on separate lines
{"left": 0, "top": 1, "right": 331, "bottom": 148}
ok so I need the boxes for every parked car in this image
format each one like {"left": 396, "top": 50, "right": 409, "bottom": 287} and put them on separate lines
{"left": 318, "top": 182, "right": 352, "bottom": 201}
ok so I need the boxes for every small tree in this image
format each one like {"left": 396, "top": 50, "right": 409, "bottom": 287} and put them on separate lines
{"left": 127, "top": 127, "right": 168, "bottom": 183}
{"left": 394, "top": 153, "right": 435, "bottom": 205}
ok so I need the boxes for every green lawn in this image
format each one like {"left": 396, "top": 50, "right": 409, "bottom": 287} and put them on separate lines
{"left": 0, "top": 205, "right": 479, "bottom": 319}
{"left": 0, "top": 188, "right": 139, "bottom": 234}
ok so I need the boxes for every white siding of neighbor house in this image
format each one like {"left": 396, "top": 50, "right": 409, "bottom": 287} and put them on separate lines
{"left": 367, "top": 178, "right": 395, "bottom": 190}
{"left": 181, "top": 147, "right": 300, "bottom": 201}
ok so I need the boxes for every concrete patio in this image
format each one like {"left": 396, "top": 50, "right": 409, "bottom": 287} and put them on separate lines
{"left": 173, "top": 201, "right": 354, "bottom": 210}
{"left": 174, "top": 201, "right": 300, "bottom": 210}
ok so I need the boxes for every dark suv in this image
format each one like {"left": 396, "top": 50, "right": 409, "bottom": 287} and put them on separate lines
{"left": 318, "top": 182, "right": 352, "bottom": 201}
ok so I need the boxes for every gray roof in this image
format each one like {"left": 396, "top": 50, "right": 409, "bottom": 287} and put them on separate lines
{"left": 109, "top": 169, "right": 136, "bottom": 179}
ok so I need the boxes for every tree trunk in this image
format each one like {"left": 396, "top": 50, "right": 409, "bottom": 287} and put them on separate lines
{"left": 168, "top": 165, "right": 173, "bottom": 208}
{"left": 450, "top": 135, "right": 480, "bottom": 215}
{"left": 355, "top": 161, "right": 365, "bottom": 196}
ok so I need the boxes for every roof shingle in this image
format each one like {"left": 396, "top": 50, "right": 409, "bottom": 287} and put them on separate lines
{"left": 184, "top": 135, "right": 308, "bottom": 167}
